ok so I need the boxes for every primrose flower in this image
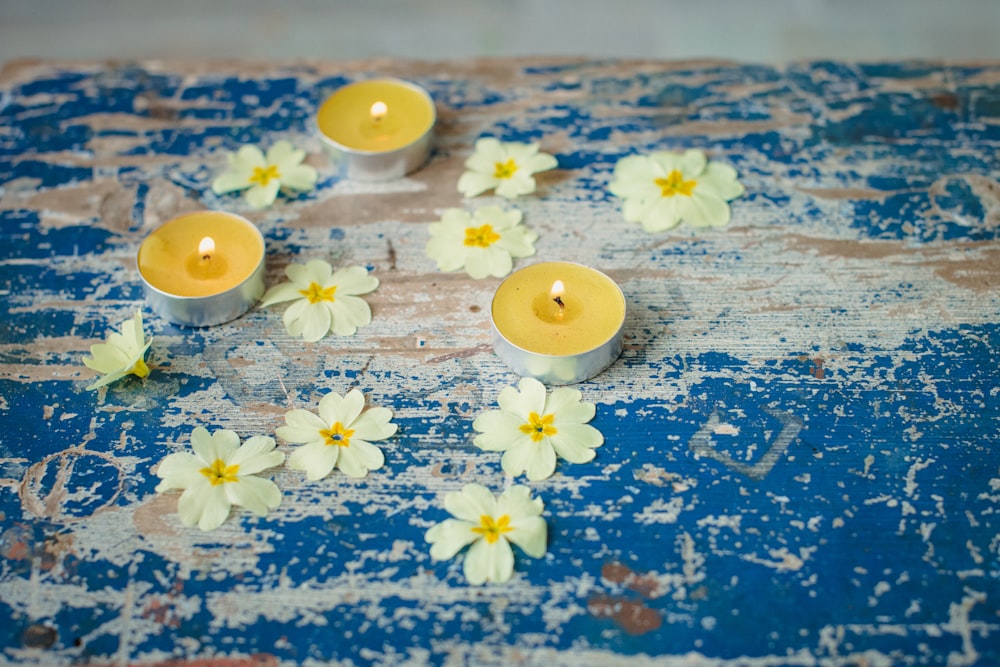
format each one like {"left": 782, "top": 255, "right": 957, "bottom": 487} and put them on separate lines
{"left": 426, "top": 206, "right": 537, "bottom": 279}
{"left": 608, "top": 149, "right": 744, "bottom": 232}
{"left": 425, "top": 483, "right": 547, "bottom": 584}
{"left": 212, "top": 140, "right": 318, "bottom": 209}
{"left": 83, "top": 310, "right": 152, "bottom": 390}
{"left": 277, "top": 388, "right": 397, "bottom": 480}
{"left": 473, "top": 377, "right": 603, "bottom": 481}
{"left": 458, "top": 138, "right": 558, "bottom": 199}
{"left": 154, "top": 427, "right": 284, "bottom": 531}
{"left": 260, "top": 260, "right": 378, "bottom": 342}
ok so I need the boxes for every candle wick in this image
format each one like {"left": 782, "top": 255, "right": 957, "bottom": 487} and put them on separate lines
{"left": 202, "top": 254, "right": 211, "bottom": 262}
{"left": 553, "top": 296, "right": 565, "bottom": 308}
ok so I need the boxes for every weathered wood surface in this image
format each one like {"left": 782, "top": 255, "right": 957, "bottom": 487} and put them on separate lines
{"left": 0, "top": 58, "right": 998, "bottom": 665}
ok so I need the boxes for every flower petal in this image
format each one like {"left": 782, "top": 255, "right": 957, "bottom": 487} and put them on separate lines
{"left": 463, "top": 536, "right": 514, "bottom": 584}
{"left": 506, "top": 515, "right": 547, "bottom": 558}
{"left": 329, "top": 296, "right": 372, "bottom": 336}
{"left": 154, "top": 452, "right": 203, "bottom": 491}
{"left": 546, "top": 387, "right": 595, "bottom": 424}
{"left": 350, "top": 407, "right": 397, "bottom": 441}
{"left": 330, "top": 265, "right": 378, "bottom": 295}
{"left": 445, "top": 483, "right": 497, "bottom": 523}
{"left": 457, "top": 171, "right": 498, "bottom": 198}
{"left": 178, "top": 483, "right": 231, "bottom": 531}
{"left": 466, "top": 246, "right": 512, "bottom": 279}
{"left": 337, "top": 439, "right": 384, "bottom": 477}
{"left": 191, "top": 427, "right": 237, "bottom": 466}
{"left": 685, "top": 191, "right": 732, "bottom": 228}
{"left": 287, "top": 260, "right": 333, "bottom": 287}
{"left": 279, "top": 164, "right": 318, "bottom": 192}
{"left": 496, "top": 485, "right": 544, "bottom": 520}
{"left": 500, "top": 440, "right": 557, "bottom": 480}
{"left": 426, "top": 519, "right": 479, "bottom": 560}
{"left": 266, "top": 140, "right": 301, "bottom": 167}
{"left": 472, "top": 410, "right": 527, "bottom": 452}
{"left": 211, "top": 167, "right": 255, "bottom": 195}
{"left": 299, "top": 303, "right": 333, "bottom": 342}
{"left": 288, "top": 441, "right": 339, "bottom": 481}
{"left": 282, "top": 407, "right": 329, "bottom": 434}
{"left": 225, "top": 475, "right": 282, "bottom": 516}
{"left": 229, "top": 435, "right": 284, "bottom": 475}
{"left": 260, "top": 283, "right": 305, "bottom": 308}
{"left": 495, "top": 378, "right": 547, "bottom": 419}
{"left": 549, "top": 429, "right": 601, "bottom": 464}
{"left": 245, "top": 181, "right": 280, "bottom": 209}
{"left": 494, "top": 174, "right": 537, "bottom": 199}
{"left": 520, "top": 152, "right": 558, "bottom": 175}
{"left": 233, "top": 144, "right": 267, "bottom": 169}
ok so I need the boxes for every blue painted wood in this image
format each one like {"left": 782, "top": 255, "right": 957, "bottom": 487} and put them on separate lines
{"left": 0, "top": 58, "right": 998, "bottom": 665}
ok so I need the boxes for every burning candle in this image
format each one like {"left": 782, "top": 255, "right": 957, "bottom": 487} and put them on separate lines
{"left": 317, "top": 78, "right": 435, "bottom": 181}
{"left": 490, "top": 262, "right": 626, "bottom": 384}
{"left": 137, "top": 211, "right": 265, "bottom": 327}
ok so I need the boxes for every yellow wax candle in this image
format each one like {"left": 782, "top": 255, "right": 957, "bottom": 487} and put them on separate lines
{"left": 491, "top": 262, "right": 626, "bottom": 356}
{"left": 317, "top": 79, "right": 435, "bottom": 153}
{"left": 137, "top": 211, "right": 264, "bottom": 298}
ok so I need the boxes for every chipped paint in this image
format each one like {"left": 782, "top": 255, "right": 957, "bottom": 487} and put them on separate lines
{"left": 1, "top": 58, "right": 998, "bottom": 665}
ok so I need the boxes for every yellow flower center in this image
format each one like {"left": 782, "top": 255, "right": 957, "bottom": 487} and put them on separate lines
{"left": 321, "top": 422, "right": 355, "bottom": 447}
{"left": 200, "top": 459, "right": 239, "bottom": 486}
{"left": 493, "top": 158, "right": 518, "bottom": 179}
{"left": 518, "top": 411, "right": 557, "bottom": 442}
{"left": 463, "top": 224, "right": 501, "bottom": 248}
{"left": 471, "top": 514, "right": 513, "bottom": 544}
{"left": 130, "top": 357, "right": 150, "bottom": 379}
{"left": 655, "top": 169, "right": 697, "bottom": 197}
{"left": 299, "top": 282, "right": 337, "bottom": 304}
{"left": 249, "top": 164, "right": 281, "bottom": 187}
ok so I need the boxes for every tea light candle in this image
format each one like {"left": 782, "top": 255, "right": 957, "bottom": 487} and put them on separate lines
{"left": 137, "top": 211, "right": 265, "bottom": 327}
{"left": 490, "top": 262, "right": 626, "bottom": 385}
{"left": 317, "top": 78, "right": 435, "bottom": 181}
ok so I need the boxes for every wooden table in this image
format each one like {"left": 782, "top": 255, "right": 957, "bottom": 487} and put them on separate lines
{"left": 1, "top": 58, "right": 997, "bottom": 666}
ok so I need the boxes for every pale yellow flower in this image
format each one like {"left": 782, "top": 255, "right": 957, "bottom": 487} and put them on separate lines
{"left": 473, "top": 377, "right": 603, "bottom": 481}
{"left": 276, "top": 389, "right": 397, "bottom": 480}
{"left": 425, "top": 483, "right": 547, "bottom": 584}
{"left": 608, "top": 149, "right": 744, "bottom": 232}
{"left": 212, "top": 140, "right": 317, "bottom": 209}
{"left": 154, "top": 427, "right": 284, "bottom": 531}
{"left": 82, "top": 310, "right": 152, "bottom": 390}
{"left": 458, "top": 138, "right": 558, "bottom": 199}
{"left": 426, "top": 206, "right": 537, "bottom": 279}
{"left": 260, "top": 260, "right": 378, "bottom": 342}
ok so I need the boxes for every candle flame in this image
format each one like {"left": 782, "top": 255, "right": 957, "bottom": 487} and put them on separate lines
{"left": 550, "top": 280, "right": 566, "bottom": 312}
{"left": 550, "top": 280, "right": 565, "bottom": 300}
{"left": 370, "top": 100, "right": 388, "bottom": 122}
{"left": 199, "top": 236, "right": 215, "bottom": 260}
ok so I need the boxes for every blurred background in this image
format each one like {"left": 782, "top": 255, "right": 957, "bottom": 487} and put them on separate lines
{"left": 1, "top": 0, "right": 999, "bottom": 63}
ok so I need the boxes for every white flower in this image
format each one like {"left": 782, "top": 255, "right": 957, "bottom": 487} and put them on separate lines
{"left": 426, "top": 206, "right": 537, "bottom": 279}
{"left": 457, "top": 137, "right": 558, "bottom": 199}
{"left": 211, "top": 140, "right": 318, "bottom": 209}
{"left": 276, "top": 388, "right": 397, "bottom": 480}
{"left": 82, "top": 309, "right": 152, "bottom": 390}
{"left": 260, "top": 260, "right": 378, "bottom": 342}
{"left": 473, "top": 377, "right": 603, "bottom": 481}
{"left": 425, "top": 483, "right": 546, "bottom": 584}
{"left": 608, "top": 149, "right": 744, "bottom": 232}
{"left": 154, "top": 427, "right": 284, "bottom": 531}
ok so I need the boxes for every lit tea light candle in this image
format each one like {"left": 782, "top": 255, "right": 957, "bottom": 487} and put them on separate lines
{"left": 490, "top": 262, "right": 626, "bottom": 385}
{"left": 137, "top": 211, "right": 265, "bottom": 327}
{"left": 317, "top": 78, "right": 436, "bottom": 181}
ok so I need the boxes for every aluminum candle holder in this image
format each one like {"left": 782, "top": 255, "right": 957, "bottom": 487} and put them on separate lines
{"left": 489, "top": 262, "right": 627, "bottom": 385}
{"left": 137, "top": 211, "right": 266, "bottom": 328}
{"left": 316, "top": 78, "right": 436, "bottom": 182}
